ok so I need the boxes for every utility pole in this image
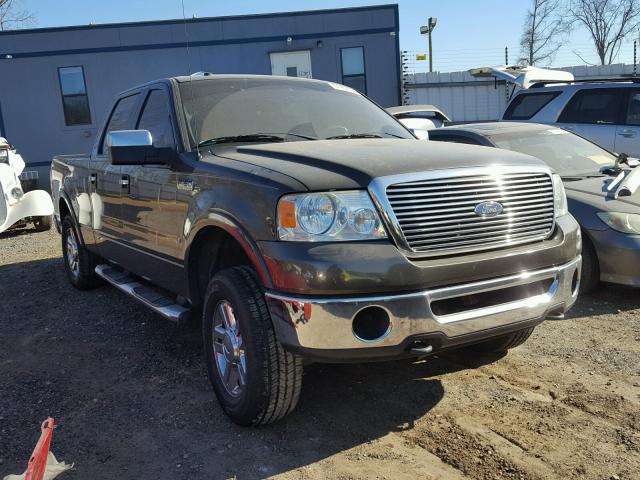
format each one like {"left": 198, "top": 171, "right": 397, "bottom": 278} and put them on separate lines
{"left": 420, "top": 17, "right": 438, "bottom": 73}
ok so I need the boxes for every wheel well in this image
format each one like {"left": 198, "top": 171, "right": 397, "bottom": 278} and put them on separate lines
{"left": 188, "top": 227, "right": 254, "bottom": 310}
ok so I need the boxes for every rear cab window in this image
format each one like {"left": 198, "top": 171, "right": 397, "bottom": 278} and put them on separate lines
{"left": 558, "top": 88, "right": 626, "bottom": 125}
{"left": 503, "top": 91, "right": 561, "bottom": 120}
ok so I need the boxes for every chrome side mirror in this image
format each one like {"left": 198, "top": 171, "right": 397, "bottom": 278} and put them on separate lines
{"left": 107, "top": 130, "right": 165, "bottom": 165}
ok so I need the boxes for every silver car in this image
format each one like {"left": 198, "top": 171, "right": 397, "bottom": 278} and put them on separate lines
{"left": 429, "top": 122, "right": 640, "bottom": 291}
{"left": 501, "top": 79, "right": 640, "bottom": 158}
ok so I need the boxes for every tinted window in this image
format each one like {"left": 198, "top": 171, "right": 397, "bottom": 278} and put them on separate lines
{"left": 137, "top": 90, "right": 175, "bottom": 149}
{"left": 99, "top": 94, "right": 140, "bottom": 154}
{"left": 503, "top": 92, "right": 560, "bottom": 120}
{"left": 558, "top": 88, "right": 625, "bottom": 124}
{"left": 341, "top": 47, "right": 366, "bottom": 95}
{"left": 626, "top": 91, "right": 640, "bottom": 125}
{"left": 58, "top": 66, "right": 92, "bottom": 126}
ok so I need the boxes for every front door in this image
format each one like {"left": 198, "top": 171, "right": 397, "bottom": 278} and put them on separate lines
{"left": 120, "top": 87, "right": 183, "bottom": 287}
{"left": 270, "top": 50, "right": 312, "bottom": 79}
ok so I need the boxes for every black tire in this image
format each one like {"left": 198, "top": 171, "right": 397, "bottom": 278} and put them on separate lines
{"left": 202, "top": 266, "right": 303, "bottom": 426}
{"left": 34, "top": 215, "right": 52, "bottom": 232}
{"left": 580, "top": 234, "right": 600, "bottom": 294}
{"left": 469, "top": 327, "right": 535, "bottom": 353}
{"left": 61, "top": 215, "right": 102, "bottom": 290}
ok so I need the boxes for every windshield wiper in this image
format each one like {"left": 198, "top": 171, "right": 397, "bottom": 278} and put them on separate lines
{"left": 198, "top": 134, "right": 286, "bottom": 147}
{"left": 325, "top": 133, "right": 383, "bottom": 140}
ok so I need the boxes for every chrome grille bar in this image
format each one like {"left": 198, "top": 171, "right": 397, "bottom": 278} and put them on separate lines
{"left": 379, "top": 169, "right": 555, "bottom": 255}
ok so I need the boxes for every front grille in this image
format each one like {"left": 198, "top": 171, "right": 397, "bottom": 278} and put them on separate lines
{"left": 386, "top": 171, "right": 555, "bottom": 254}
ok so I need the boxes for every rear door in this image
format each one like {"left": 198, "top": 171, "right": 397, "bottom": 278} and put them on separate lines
{"left": 90, "top": 92, "right": 141, "bottom": 260}
{"left": 556, "top": 88, "right": 626, "bottom": 152}
{"left": 614, "top": 89, "right": 640, "bottom": 157}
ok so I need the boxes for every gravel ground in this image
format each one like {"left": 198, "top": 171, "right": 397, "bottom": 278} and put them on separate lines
{"left": 1, "top": 228, "right": 639, "bottom": 480}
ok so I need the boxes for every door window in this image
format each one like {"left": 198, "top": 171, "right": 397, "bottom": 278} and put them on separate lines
{"left": 99, "top": 93, "right": 140, "bottom": 154}
{"left": 625, "top": 91, "right": 640, "bottom": 125}
{"left": 136, "top": 89, "right": 175, "bottom": 149}
{"left": 558, "top": 88, "right": 625, "bottom": 125}
{"left": 341, "top": 47, "right": 367, "bottom": 94}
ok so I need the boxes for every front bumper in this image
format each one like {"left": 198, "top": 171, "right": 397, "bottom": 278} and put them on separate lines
{"left": 266, "top": 256, "right": 581, "bottom": 362}
{"left": 588, "top": 229, "right": 640, "bottom": 287}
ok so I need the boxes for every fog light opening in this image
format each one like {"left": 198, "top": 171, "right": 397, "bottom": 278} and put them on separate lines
{"left": 571, "top": 269, "right": 580, "bottom": 295}
{"left": 352, "top": 306, "right": 391, "bottom": 343}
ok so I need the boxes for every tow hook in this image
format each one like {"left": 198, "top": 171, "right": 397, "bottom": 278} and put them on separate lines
{"left": 408, "top": 343, "right": 433, "bottom": 355}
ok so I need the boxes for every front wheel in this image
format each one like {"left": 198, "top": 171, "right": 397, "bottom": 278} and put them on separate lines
{"left": 468, "top": 327, "right": 535, "bottom": 353}
{"left": 202, "top": 266, "right": 303, "bottom": 426}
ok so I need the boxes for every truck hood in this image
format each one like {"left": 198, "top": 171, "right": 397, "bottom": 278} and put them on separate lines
{"left": 214, "top": 139, "right": 548, "bottom": 191}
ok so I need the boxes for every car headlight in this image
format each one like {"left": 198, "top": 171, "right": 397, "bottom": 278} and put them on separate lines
{"left": 596, "top": 212, "right": 640, "bottom": 235}
{"left": 10, "top": 186, "right": 23, "bottom": 200}
{"left": 277, "top": 191, "right": 387, "bottom": 241}
{"left": 552, "top": 174, "right": 568, "bottom": 218}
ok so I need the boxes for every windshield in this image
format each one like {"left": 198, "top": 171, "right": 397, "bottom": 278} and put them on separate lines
{"left": 490, "top": 128, "right": 615, "bottom": 176}
{"left": 178, "top": 77, "right": 412, "bottom": 148}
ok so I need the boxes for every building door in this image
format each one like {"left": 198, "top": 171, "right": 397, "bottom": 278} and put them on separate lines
{"left": 270, "top": 51, "right": 312, "bottom": 79}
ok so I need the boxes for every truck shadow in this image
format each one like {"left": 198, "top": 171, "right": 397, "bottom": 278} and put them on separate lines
{"left": 1, "top": 257, "right": 639, "bottom": 479}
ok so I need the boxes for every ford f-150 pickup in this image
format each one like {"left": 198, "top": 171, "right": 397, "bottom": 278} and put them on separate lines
{"left": 51, "top": 74, "right": 582, "bottom": 425}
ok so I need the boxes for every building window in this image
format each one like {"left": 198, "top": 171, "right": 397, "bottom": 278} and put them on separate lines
{"left": 341, "top": 47, "right": 366, "bottom": 94}
{"left": 58, "top": 66, "right": 92, "bottom": 126}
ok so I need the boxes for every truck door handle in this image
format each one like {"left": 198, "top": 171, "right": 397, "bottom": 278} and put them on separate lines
{"left": 120, "top": 175, "right": 130, "bottom": 193}
{"left": 89, "top": 173, "right": 97, "bottom": 185}
{"left": 618, "top": 129, "right": 636, "bottom": 138}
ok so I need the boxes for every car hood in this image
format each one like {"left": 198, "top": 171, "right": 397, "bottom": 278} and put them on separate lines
{"left": 564, "top": 175, "right": 640, "bottom": 213}
{"left": 213, "top": 139, "right": 548, "bottom": 191}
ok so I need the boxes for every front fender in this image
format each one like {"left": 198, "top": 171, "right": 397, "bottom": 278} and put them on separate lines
{"left": 184, "top": 212, "right": 273, "bottom": 289}
{"left": 0, "top": 190, "right": 54, "bottom": 233}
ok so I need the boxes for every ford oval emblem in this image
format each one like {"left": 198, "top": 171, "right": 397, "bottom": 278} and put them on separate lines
{"left": 474, "top": 201, "right": 504, "bottom": 217}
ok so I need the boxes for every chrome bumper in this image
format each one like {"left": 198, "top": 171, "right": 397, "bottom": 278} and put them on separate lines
{"left": 265, "top": 256, "right": 581, "bottom": 358}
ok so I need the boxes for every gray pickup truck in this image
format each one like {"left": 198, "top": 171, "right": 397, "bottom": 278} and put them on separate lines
{"left": 51, "top": 74, "right": 582, "bottom": 425}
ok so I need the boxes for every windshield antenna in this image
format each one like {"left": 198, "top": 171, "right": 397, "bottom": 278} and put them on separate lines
{"left": 180, "top": 0, "right": 200, "bottom": 157}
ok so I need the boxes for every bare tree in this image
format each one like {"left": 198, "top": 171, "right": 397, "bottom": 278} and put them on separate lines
{"left": 519, "top": 0, "right": 567, "bottom": 66}
{"left": 0, "top": 0, "right": 35, "bottom": 31}
{"left": 568, "top": 0, "right": 640, "bottom": 64}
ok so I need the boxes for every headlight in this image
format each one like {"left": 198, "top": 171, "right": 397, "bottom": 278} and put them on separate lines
{"left": 596, "top": 212, "right": 640, "bottom": 234}
{"left": 277, "top": 191, "right": 387, "bottom": 241}
{"left": 552, "top": 174, "right": 568, "bottom": 218}
{"left": 10, "top": 186, "right": 23, "bottom": 200}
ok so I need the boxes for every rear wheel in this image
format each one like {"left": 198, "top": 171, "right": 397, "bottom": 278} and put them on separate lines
{"left": 202, "top": 266, "right": 303, "bottom": 426}
{"left": 580, "top": 234, "right": 600, "bottom": 294}
{"left": 469, "top": 327, "right": 535, "bottom": 353}
{"left": 61, "top": 215, "right": 102, "bottom": 290}
{"left": 34, "top": 215, "right": 52, "bottom": 232}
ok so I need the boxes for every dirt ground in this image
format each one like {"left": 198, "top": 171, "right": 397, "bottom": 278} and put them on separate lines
{"left": 0, "top": 228, "right": 639, "bottom": 480}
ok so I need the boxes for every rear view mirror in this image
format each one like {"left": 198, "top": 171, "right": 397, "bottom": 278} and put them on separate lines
{"left": 107, "top": 130, "right": 171, "bottom": 165}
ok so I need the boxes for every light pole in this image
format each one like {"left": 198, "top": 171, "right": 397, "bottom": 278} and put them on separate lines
{"left": 420, "top": 17, "right": 437, "bottom": 73}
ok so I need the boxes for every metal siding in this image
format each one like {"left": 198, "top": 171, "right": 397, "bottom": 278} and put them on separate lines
{"left": 0, "top": 6, "right": 399, "bottom": 183}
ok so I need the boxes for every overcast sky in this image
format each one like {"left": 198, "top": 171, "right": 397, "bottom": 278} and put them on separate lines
{"left": 19, "top": 0, "right": 639, "bottom": 72}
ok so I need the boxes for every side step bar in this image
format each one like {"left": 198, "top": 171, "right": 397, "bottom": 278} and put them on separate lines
{"left": 95, "top": 264, "right": 190, "bottom": 323}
